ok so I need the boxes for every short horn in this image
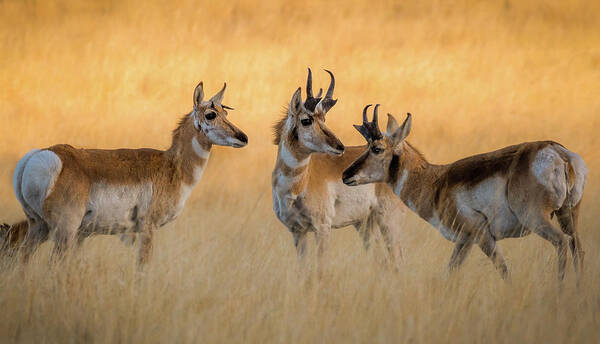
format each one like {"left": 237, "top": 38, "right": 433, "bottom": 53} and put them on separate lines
{"left": 362, "top": 104, "right": 372, "bottom": 124}
{"left": 316, "top": 88, "right": 323, "bottom": 98}
{"left": 306, "top": 68, "right": 313, "bottom": 98}
{"left": 324, "top": 69, "right": 335, "bottom": 99}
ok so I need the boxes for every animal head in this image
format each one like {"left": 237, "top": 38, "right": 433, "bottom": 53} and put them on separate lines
{"left": 274, "top": 68, "right": 344, "bottom": 156}
{"left": 191, "top": 82, "right": 248, "bottom": 148}
{"left": 342, "top": 104, "right": 412, "bottom": 185}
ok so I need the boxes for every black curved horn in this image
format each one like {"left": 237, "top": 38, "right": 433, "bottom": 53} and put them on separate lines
{"left": 363, "top": 104, "right": 372, "bottom": 124}
{"left": 324, "top": 69, "right": 335, "bottom": 99}
{"left": 373, "top": 104, "right": 380, "bottom": 126}
{"left": 306, "top": 68, "right": 313, "bottom": 98}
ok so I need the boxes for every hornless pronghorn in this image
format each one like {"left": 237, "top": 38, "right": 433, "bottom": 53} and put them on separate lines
{"left": 272, "top": 70, "right": 405, "bottom": 266}
{"left": 342, "top": 105, "right": 587, "bottom": 281}
{"left": 13, "top": 82, "right": 248, "bottom": 265}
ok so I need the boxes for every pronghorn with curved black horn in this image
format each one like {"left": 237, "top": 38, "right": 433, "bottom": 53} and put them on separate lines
{"left": 13, "top": 82, "right": 248, "bottom": 265}
{"left": 272, "top": 70, "right": 405, "bottom": 266}
{"left": 343, "top": 105, "right": 587, "bottom": 282}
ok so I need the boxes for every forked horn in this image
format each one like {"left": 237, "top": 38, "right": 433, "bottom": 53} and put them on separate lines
{"left": 317, "top": 69, "right": 338, "bottom": 114}
{"left": 353, "top": 104, "right": 383, "bottom": 142}
{"left": 303, "top": 68, "right": 338, "bottom": 114}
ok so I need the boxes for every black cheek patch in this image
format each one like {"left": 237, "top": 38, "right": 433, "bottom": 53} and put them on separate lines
{"left": 387, "top": 154, "right": 400, "bottom": 184}
{"left": 342, "top": 153, "right": 368, "bottom": 180}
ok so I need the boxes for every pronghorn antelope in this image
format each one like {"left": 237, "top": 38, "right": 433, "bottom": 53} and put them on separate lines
{"left": 342, "top": 105, "right": 587, "bottom": 281}
{"left": 272, "top": 70, "right": 405, "bottom": 265}
{"left": 13, "top": 82, "right": 248, "bottom": 265}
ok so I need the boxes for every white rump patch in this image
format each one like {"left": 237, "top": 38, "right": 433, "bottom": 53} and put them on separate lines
{"left": 20, "top": 150, "right": 63, "bottom": 217}
{"left": 532, "top": 147, "right": 567, "bottom": 208}
{"left": 13, "top": 149, "right": 40, "bottom": 210}
{"left": 553, "top": 145, "right": 588, "bottom": 207}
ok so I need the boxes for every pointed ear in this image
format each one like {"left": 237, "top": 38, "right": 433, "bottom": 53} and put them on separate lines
{"left": 390, "top": 113, "right": 412, "bottom": 146}
{"left": 353, "top": 124, "right": 371, "bottom": 142}
{"left": 209, "top": 83, "right": 226, "bottom": 104}
{"left": 193, "top": 82, "right": 204, "bottom": 110}
{"left": 289, "top": 87, "right": 303, "bottom": 115}
{"left": 386, "top": 113, "right": 399, "bottom": 135}
{"left": 314, "top": 97, "right": 338, "bottom": 116}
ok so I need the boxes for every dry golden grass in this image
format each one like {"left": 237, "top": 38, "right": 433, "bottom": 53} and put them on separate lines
{"left": 0, "top": 0, "right": 599, "bottom": 342}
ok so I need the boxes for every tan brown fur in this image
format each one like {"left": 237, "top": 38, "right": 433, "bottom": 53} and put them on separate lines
{"left": 13, "top": 82, "right": 247, "bottom": 265}
{"left": 343, "top": 110, "right": 587, "bottom": 282}
{"left": 272, "top": 74, "right": 405, "bottom": 266}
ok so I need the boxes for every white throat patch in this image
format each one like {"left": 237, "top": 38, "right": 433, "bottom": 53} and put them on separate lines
{"left": 280, "top": 144, "right": 308, "bottom": 168}
{"left": 192, "top": 137, "right": 211, "bottom": 159}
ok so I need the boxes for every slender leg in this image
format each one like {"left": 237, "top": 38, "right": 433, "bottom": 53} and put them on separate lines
{"left": 378, "top": 222, "right": 402, "bottom": 271}
{"left": 315, "top": 229, "right": 330, "bottom": 262}
{"left": 532, "top": 218, "right": 569, "bottom": 282}
{"left": 477, "top": 230, "right": 509, "bottom": 280}
{"left": 20, "top": 217, "right": 49, "bottom": 263}
{"left": 314, "top": 225, "right": 331, "bottom": 277}
{"left": 50, "top": 214, "right": 83, "bottom": 263}
{"left": 353, "top": 221, "right": 372, "bottom": 251}
{"left": 448, "top": 235, "right": 474, "bottom": 273}
{"left": 138, "top": 223, "right": 154, "bottom": 268}
{"left": 556, "top": 202, "right": 584, "bottom": 284}
{"left": 292, "top": 231, "right": 309, "bottom": 265}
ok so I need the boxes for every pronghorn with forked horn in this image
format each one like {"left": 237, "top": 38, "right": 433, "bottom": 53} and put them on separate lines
{"left": 13, "top": 82, "right": 248, "bottom": 265}
{"left": 343, "top": 105, "right": 587, "bottom": 282}
{"left": 272, "top": 70, "right": 405, "bottom": 266}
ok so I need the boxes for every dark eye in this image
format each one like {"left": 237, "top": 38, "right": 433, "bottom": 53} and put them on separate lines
{"left": 371, "top": 147, "right": 383, "bottom": 155}
{"left": 301, "top": 118, "right": 313, "bottom": 126}
{"left": 205, "top": 112, "right": 217, "bottom": 120}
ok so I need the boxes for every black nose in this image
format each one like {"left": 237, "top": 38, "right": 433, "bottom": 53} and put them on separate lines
{"left": 237, "top": 133, "right": 248, "bottom": 144}
{"left": 337, "top": 143, "right": 345, "bottom": 152}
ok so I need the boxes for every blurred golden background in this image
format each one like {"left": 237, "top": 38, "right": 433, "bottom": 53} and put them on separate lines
{"left": 0, "top": 0, "right": 599, "bottom": 342}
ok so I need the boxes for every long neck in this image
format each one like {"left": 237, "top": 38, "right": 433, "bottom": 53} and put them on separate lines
{"left": 388, "top": 142, "right": 440, "bottom": 220}
{"left": 167, "top": 113, "right": 212, "bottom": 187}
{"left": 273, "top": 137, "right": 312, "bottom": 195}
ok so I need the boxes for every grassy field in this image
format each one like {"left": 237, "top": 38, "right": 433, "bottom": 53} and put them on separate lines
{"left": 0, "top": 0, "right": 599, "bottom": 342}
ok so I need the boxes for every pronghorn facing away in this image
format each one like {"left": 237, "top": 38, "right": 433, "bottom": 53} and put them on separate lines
{"left": 343, "top": 105, "right": 587, "bottom": 281}
{"left": 272, "top": 70, "right": 405, "bottom": 266}
{"left": 13, "top": 82, "right": 248, "bottom": 265}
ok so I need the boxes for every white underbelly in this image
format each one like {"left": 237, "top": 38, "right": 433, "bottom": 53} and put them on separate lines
{"left": 455, "top": 176, "right": 522, "bottom": 240}
{"left": 330, "top": 182, "right": 376, "bottom": 228}
{"left": 81, "top": 182, "right": 153, "bottom": 233}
